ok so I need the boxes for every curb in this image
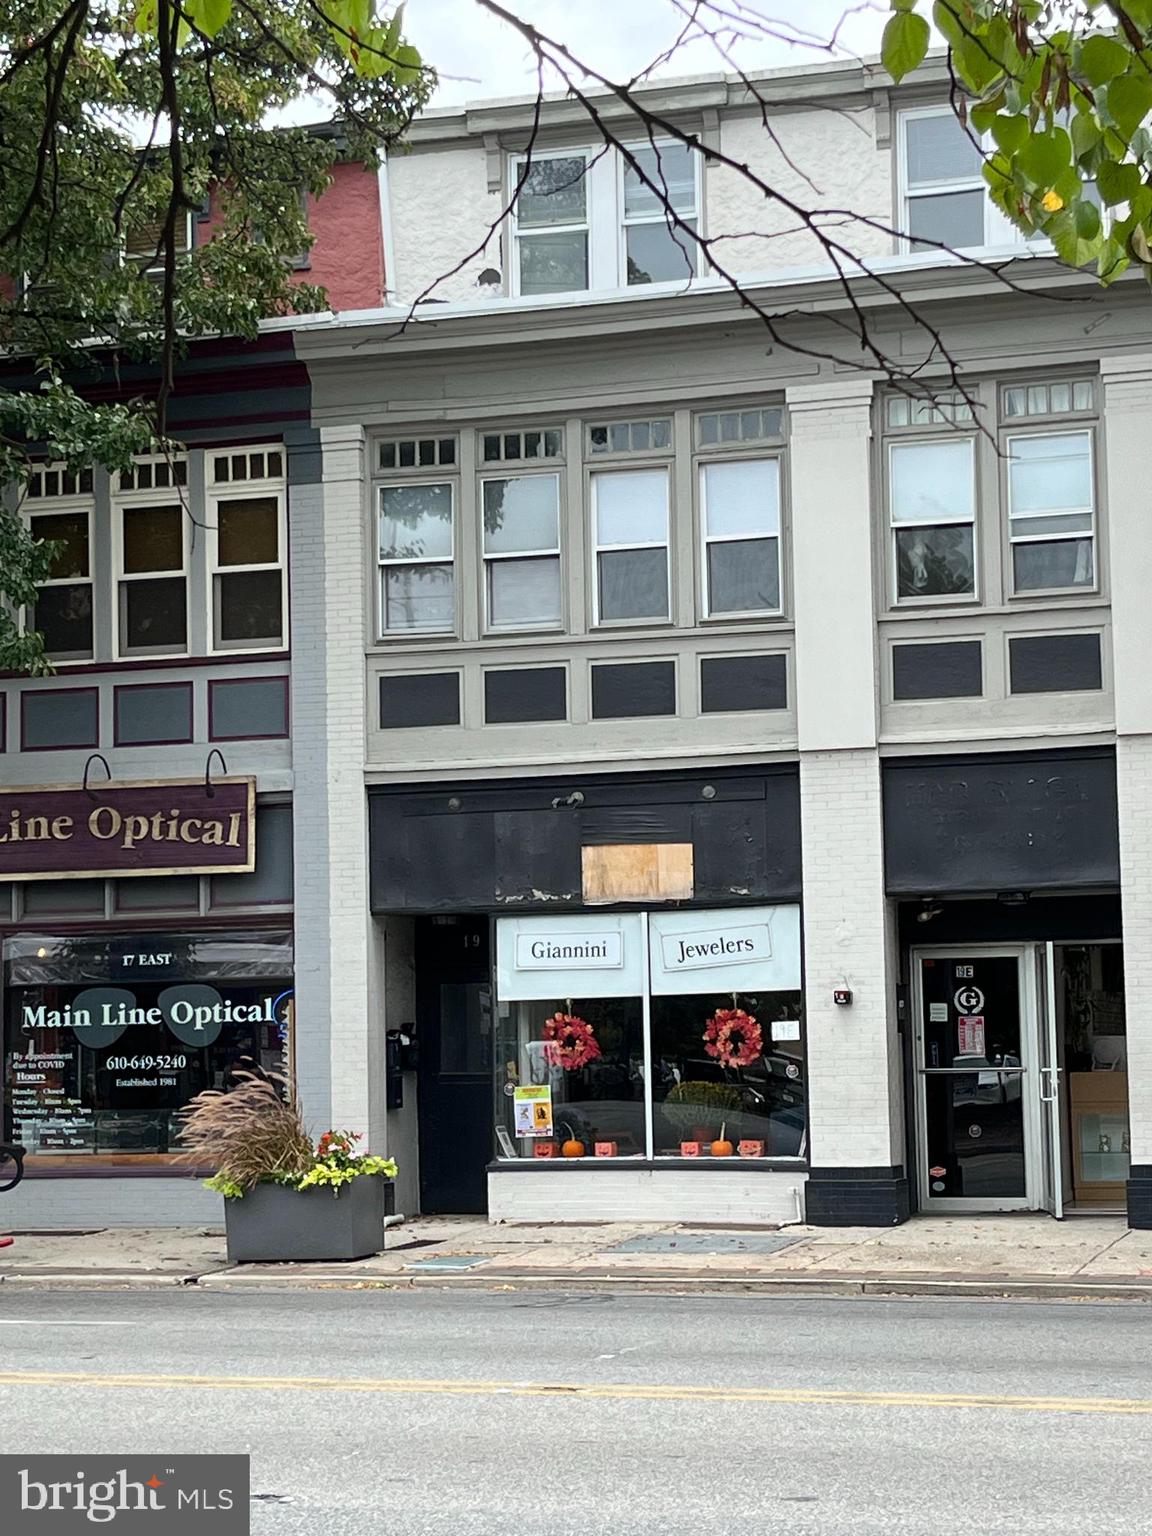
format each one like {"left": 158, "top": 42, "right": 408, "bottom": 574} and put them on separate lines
{"left": 3, "top": 1268, "right": 1152, "bottom": 1302}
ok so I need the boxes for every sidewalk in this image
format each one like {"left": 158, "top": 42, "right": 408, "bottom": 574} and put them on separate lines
{"left": 3, "top": 1213, "right": 1152, "bottom": 1298}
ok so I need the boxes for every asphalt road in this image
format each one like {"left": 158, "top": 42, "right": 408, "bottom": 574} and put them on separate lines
{"left": 0, "top": 1287, "right": 1150, "bottom": 1534}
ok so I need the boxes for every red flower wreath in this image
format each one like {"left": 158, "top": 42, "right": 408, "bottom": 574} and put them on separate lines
{"left": 702, "top": 1008, "right": 763, "bottom": 1069}
{"left": 542, "top": 1012, "right": 602, "bottom": 1071}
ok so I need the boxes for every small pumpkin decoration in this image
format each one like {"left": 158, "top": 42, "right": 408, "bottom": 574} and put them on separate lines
{"left": 711, "top": 1121, "right": 734, "bottom": 1158}
{"left": 561, "top": 1123, "right": 585, "bottom": 1158}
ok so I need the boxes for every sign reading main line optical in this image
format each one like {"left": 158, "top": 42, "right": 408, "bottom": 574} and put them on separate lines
{"left": 0, "top": 778, "right": 255, "bottom": 880}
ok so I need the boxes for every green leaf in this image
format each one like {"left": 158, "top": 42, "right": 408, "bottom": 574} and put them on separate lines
{"left": 1017, "top": 127, "right": 1072, "bottom": 187}
{"left": 185, "top": 0, "right": 232, "bottom": 38}
{"left": 991, "top": 114, "right": 1030, "bottom": 155}
{"left": 390, "top": 42, "right": 422, "bottom": 85}
{"left": 134, "top": 0, "right": 158, "bottom": 36}
{"left": 882, "top": 10, "right": 930, "bottom": 82}
{"left": 1078, "top": 34, "right": 1130, "bottom": 87}
{"left": 1070, "top": 109, "right": 1102, "bottom": 161}
{"left": 1073, "top": 198, "right": 1101, "bottom": 239}
{"left": 1097, "top": 159, "right": 1142, "bottom": 206}
{"left": 1103, "top": 73, "right": 1152, "bottom": 141}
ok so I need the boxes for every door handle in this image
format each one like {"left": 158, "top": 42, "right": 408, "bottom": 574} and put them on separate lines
{"left": 1038, "top": 1065, "right": 1061, "bottom": 1103}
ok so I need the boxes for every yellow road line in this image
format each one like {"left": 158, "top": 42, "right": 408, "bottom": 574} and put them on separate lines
{"left": 0, "top": 1371, "right": 1149, "bottom": 1415}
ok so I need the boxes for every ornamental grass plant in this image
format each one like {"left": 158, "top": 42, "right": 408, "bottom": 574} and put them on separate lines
{"left": 177, "top": 1070, "right": 396, "bottom": 1199}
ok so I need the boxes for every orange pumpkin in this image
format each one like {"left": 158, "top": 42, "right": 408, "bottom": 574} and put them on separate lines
{"left": 562, "top": 1138, "right": 585, "bottom": 1158}
{"left": 711, "top": 1138, "right": 734, "bottom": 1157}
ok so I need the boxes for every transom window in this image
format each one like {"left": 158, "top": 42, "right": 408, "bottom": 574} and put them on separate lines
{"left": 889, "top": 437, "right": 977, "bottom": 601}
{"left": 380, "top": 436, "right": 457, "bottom": 471}
{"left": 510, "top": 142, "right": 701, "bottom": 297}
{"left": 482, "top": 474, "right": 562, "bottom": 630}
{"left": 27, "top": 464, "right": 92, "bottom": 499}
{"left": 696, "top": 408, "right": 784, "bottom": 447}
{"left": 482, "top": 428, "right": 562, "bottom": 464}
{"left": 117, "top": 456, "right": 187, "bottom": 493}
{"left": 1007, "top": 431, "right": 1095, "bottom": 593}
{"left": 1003, "top": 379, "right": 1095, "bottom": 419}
{"left": 700, "top": 459, "right": 781, "bottom": 617}
{"left": 592, "top": 467, "right": 670, "bottom": 623}
{"left": 378, "top": 482, "right": 455, "bottom": 634}
{"left": 588, "top": 417, "right": 672, "bottom": 456}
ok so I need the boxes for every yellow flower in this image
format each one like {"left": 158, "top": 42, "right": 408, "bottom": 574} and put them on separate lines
{"left": 1041, "top": 190, "right": 1064, "bottom": 213}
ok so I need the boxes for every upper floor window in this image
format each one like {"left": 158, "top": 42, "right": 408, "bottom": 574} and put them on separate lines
{"left": 209, "top": 453, "right": 288, "bottom": 652}
{"left": 28, "top": 492, "right": 94, "bottom": 662}
{"left": 888, "top": 436, "right": 977, "bottom": 602}
{"left": 1007, "top": 431, "right": 1095, "bottom": 593}
{"left": 700, "top": 459, "right": 782, "bottom": 617}
{"left": 510, "top": 142, "right": 700, "bottom": 298}
{"left": 114, "top": 456, "right": 190, "bottom": 657}
{"left": 482, "top": 473, "right": 562, "bottom": 631}
{"left": 899, "top": 108, "right": 988, "bottom": 251}
{"left": 592, "top": 467, "right": 670, "bottom": 624}
{"left": 378, "top": 482, "right": 455, "bottom": 634}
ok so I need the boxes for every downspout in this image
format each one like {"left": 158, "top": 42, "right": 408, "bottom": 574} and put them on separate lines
{"left": 377, "top": 151, "right": 399, "bottom": 305}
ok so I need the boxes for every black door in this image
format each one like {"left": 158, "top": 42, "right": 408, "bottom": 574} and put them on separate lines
{"left": 416, "top": 916, "right": 492, "bottom": 1213}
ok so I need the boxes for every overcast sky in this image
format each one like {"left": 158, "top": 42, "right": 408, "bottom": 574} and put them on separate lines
{"left": 403, "top": 0, "right": 890, "bottom": 108}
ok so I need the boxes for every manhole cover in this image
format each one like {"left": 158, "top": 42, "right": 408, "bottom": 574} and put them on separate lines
{"left": 403, "top": 1254, "right": 490, "bottom": 1272}
{"left": 604, "top": 1232, "right": 804, "bottom": 1256}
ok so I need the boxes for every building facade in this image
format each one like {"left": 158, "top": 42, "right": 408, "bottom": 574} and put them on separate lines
{"left": 5, "top": 56, "right": 1152, "bottom": 1228}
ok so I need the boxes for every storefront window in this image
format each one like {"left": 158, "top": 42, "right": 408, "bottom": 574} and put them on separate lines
{"left": 493, "top": 907, "right": 805, "bottom": 1162}
{"left": 651, "top": 990, "right": 804, "bottom": 1157}
{"left": 495, "top": 996, "right": 646, "bottom": 1156}
{"left": 2, "top": 931, "right": 293, "bottom": 1167}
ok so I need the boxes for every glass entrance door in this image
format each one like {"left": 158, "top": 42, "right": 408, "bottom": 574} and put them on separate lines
{"left": 914, "top": 949, "right": 1040, "bottom": 1211}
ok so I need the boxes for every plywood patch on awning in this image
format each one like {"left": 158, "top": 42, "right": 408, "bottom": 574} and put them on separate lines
{"left": 581, "top": 843, "right": 694, "bottom": 905}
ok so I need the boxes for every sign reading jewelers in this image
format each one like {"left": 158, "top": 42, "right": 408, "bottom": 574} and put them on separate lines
{"left": 0, "top": 1454, "right": 249, "bottom": 1533}
{"left": 0, "top": 779, "right": 255, "bottom": 880}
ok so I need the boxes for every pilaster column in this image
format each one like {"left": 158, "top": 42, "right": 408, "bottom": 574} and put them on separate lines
{"left": 1099, "top": 356, "right": 1152, "bottom": 1226}
{"left": 289, "top": 424, "right": 375, "bottom": 1138}
{"left": 787, "top": 379, "right": 907, "bottom": 1225}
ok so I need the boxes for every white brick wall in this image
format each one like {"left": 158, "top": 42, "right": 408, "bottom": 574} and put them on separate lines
{"left": 800, "top": 749, "right": 902, "bottom": 1169}
{"left": 1117, "top": 737, "right": 1152, "bottom": 1162}
{"left": 488, "top": 1169, "right": 805, "bottom": 1225}
{"left": 290, "top": 426, "right": 378, "bottom": 1139}
{"left": 2, "top": 1178, "right": 222, "bottom": 1229}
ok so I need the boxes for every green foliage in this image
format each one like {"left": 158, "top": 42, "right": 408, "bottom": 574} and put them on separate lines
{"left": 193, "top": 1113, "right": 397, "bottom": 1199}
{"left": 0, "top": 0, "right": 431, "bottom": 671}
{"left": 664, "top": 1080, "right": 744, "bottom": 1110}
{"left": 887, "top": 2, "right": 1152, "bottom": 286}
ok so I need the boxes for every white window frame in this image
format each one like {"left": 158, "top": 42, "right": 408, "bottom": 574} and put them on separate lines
{"left": 887, "top": 435, "right": 979, "bottom": 607}
{"left": 897, "top": 104, "right": 1035, "bottom": 255}
{"left": 480, "top": 470, "right": 563, "bottom": 634}
{"left": 377, "top": 478, "right": 457, "bottom": 638}
{"left": 617, "top": 138, "right": 702, "bottom": 287}
{"left": 112, "top": 473, "right": 191, "bottom": 660}
{"left": 509, "top": 147, "right": 601, "bottom": 299}
{"left": 590, "top": 466, "right": 671, "bottom": 627}
{"left": 698, "top": 457, "right": 783, "bottom": 620}
{"left": 509, "top": 142, "right": 703, "bottom": 296}
{"left": 123, "top": 210, "right": 195, "bottom": 274}
{"left": 23, "top": 496, "right": 95, "bottom": 662}
{"left": 207, "top": 458, "right": 289, "bottom": 654}
{"left": 1005, "top": 428, "right": 1097, "bottom": 598}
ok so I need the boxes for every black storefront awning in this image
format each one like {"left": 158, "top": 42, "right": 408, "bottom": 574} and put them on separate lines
{"left": 882, "top": 747, "right": 1119, "bottom": 896}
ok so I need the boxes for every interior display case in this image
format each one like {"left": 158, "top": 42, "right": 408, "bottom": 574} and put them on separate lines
{"left": 1069, "top": 1071, "right": 1130, "bottom": 1203}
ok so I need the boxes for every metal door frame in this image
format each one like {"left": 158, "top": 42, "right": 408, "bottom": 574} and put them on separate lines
{"left": 912, "top": 944, "right": 1044, "bottom": 1214}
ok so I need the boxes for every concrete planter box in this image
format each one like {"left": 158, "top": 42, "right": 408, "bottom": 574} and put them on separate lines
{"left": 224, "top": 1175, "right": 391, "bottom": 1263}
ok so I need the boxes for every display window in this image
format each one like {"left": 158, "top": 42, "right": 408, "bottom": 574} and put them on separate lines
{"left": 494, "top": 907, "right": 804, "bottom": 1161}
{"left": 2, "top": 930, "right": 292, "bottom": 1169}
